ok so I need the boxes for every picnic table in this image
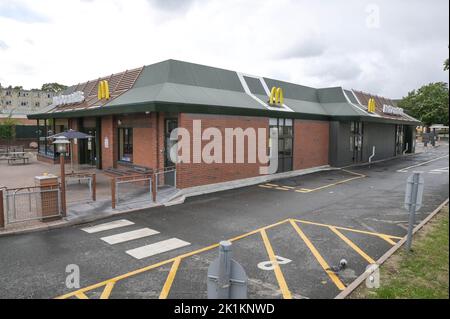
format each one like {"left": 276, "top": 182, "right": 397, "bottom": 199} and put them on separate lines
{"left": 6, "top": 152, "right": 30, "bottom": 165}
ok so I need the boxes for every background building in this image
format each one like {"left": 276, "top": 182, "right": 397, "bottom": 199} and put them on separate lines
{"left": 0, "top": 84, "right": 56, "bottom": 146}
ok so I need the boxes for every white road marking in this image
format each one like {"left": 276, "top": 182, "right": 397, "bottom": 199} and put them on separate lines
{"left": 100, "top": 228, "right": 160, "bottom": 245}
{"left": 397, "top": 155, "right": 449, "bottom": 172}
{"left": 429, "top": 167, "right": 449, "bottom": 175}
{"left": 126, "top": 238, "right": 191, "bottom": 259}
{"left": 81, "top": 219, "right": 134, "bottom": 234}
{"left": 257, "top": 256, "right": 292, "bottom": 271}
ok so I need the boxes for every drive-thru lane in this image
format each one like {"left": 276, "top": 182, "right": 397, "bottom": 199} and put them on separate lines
{"left": 0, "top": 146, "right": 448, "bottom": 299}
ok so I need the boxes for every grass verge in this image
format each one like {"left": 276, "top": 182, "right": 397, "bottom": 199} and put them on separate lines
{"left": 350, "top": 206, "right": 449, "bottom": 299}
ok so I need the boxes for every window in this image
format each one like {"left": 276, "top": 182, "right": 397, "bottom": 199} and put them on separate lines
{"left": 118, "top": 128, "right": 133, "bottom": 162}
{"left": 269, "top": 118, "right": 294, "bottom": 173}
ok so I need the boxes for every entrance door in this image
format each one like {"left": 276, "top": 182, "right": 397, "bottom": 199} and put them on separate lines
{"left": 395, "top": 125, "right": 405, "bottom": 156}
{"left": 270, "top": 118, "right": 293, "bottom": 173}
{"left": 164, "top": 118, "right": 178, "bottom": 186}
{"left": 351, "top": 121, "right": 363, "bottom": 163}
{"left": 79, "top": 128, "right": 96, "bottom": 166}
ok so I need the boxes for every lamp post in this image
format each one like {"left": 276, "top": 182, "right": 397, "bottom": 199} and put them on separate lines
{"left": 53, "top": 136, "right": 70, "bottom": 217}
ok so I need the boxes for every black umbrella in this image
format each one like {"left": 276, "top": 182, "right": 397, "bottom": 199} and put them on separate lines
{"left": 48, "top": 129, "right": 94, "bottom": 171}
{"left": 49, "top": 129, "right": 93, "bottom": 140}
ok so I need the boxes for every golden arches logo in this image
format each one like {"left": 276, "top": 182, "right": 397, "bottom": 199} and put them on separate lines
{"left": 367, "top": 98, "right": 376, "bottom": 113}
{"left": 269, "top": 87, "right": 284, "bottom": 105}
{"left": 97, "top": 80, "right": 110, "bottom": 100}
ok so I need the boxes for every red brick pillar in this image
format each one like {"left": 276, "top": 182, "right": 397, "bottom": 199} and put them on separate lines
{"left": 101, "top": 116, "right": 117, "bottom": 169}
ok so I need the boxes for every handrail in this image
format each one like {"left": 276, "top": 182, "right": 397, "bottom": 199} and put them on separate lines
{"left": 368, "top": 146, "right": 376, "bottom": 166}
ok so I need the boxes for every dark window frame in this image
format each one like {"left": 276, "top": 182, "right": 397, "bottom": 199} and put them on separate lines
{"left": 118, "top": 127, "right": 133, "bottom": 163}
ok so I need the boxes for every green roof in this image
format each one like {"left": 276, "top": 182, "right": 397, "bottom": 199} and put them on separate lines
{"left": 28, "top": 59, "right": 420, "bottom": 125}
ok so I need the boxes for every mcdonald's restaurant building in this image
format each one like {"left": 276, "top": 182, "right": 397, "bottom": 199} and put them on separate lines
{"left": 28, "top": 59, "right": 420, "bottom": 189}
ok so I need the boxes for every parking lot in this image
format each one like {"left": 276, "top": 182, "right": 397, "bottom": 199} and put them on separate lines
{"left": 56, "top": 216, "right": 403, "bottom": 299}
{"left": 0, "top": 146, "right": 448, "bottom": 299}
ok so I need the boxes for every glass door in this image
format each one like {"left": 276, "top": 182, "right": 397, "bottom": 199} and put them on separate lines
{"left": 270, "top": 118, "right": 293, "bottom": 173}
{"left": 350, "top": 121, "right": 363, "bottom": 163}
{"left": 164, "top": 118, "right": 178, "bottom": 168}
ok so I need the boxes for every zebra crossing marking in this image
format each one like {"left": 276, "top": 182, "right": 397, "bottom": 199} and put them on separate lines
{"left": 81, "top": 219, "right": 134, "bottom": 234}
{"left": 100, "top": 228, "right": 160, "bottom": 245}
{"left": 126, "top": 238, "right": 191, "bottom": 260}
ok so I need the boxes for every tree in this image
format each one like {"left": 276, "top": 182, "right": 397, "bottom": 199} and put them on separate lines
{"left": 398, "top": 82, "right": 449, "bottom": 126}
{"left": 41, "top": 83, "right": 68, "bottom": 93}
{"left": 445, "top": 58, "right": 449, "bottom": 71}
{"left": 0, "top": 112, "right": 19, "bottom": 142}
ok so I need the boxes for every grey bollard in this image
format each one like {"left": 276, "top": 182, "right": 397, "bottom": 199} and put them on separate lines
{"left": 217, "top": 241, "right": 232, "bottom": 298}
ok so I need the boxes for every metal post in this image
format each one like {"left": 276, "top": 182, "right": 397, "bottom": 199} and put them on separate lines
{"left": 111, "top": 178, "right": 116, "bottom": 209}
{"left": 0, "top": 189, "right": 4, "bottom": 229}
{"left": 152, "top": 173, "right": 157, "bottom": 202}
{"left": 406, "top": 172, "right": 420, "bottom": 251}
{"left": 92, "top": 173, "right": 96, "bottom": 201}
{"left": 217, "top": 241, "right": 232, "bottom": 299}
{"left": 60, "top": 154, "right": 67, "bottom": 217}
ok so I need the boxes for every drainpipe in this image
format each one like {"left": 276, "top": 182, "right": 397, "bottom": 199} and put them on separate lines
{"left": 368, "top": 146, "right": 376, "bottom": 167}
{"left": 403, "top": 143, "right": 409, "bottom": 155}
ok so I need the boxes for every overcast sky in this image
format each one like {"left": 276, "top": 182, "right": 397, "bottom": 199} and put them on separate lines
{"left": 0, "top": 0, "right": 448, "bottom": 98}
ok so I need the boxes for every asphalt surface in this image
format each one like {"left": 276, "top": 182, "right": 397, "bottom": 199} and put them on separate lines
{"left": 0, "top": 146, "right": 448, "bottom": 299}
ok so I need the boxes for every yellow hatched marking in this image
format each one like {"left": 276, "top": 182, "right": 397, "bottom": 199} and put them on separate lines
{"left": 159, "top": 258, "right": 181, "bottom": 299}
{"left": 75, "top": 292, "right": 89, "bottom": 299}
{"left": 329, "top": 227, "right": 376, "bottom": 264}
{"left": 100, "top": 282, "right": 115, "bottom": 299}
{"left": 294, "top": 219, "right": 402, "bottom": 240}
{"left": 265, "top": 183, "right": 279, "bottom": 187}
{"left": 275, "top": 187, "right": 289, "bottom": 191}
{"left": 289, "top": 220, "right": 346, "bottom": 290}
{"left": 56, "top": 219, "right": 292, "bottom": 299}
{"left": 258, "top": 185, "right": 274, "bottom": 189}
{"left": 260, "top": 229, "right": 292, "bottom": 299}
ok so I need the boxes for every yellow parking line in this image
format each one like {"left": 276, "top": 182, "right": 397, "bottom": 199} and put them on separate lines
{"left": 100, "top": 282, "right": 115, "bottom": 299}
{"left": 289, "top": 220, "right": 346, "bottom": 290}
{"left": 275, "top": 187, "right": 289, "bottom": 191}
{"left": 74, "top": 291, "right": 89, "bottom": 299}
{"left": 379, "top": 235, "right": 397, "bottom": 245}
{"left": 265, "top": 183, "right": 279, "bottom": 187}
{"left": 56, "top": 219, "right": 292, "bottom": 299}
{"left": 329, "top": 227, "right": 376, "bottom": 264}
{"left": 294, "top": 219, "right": 402, "bottom": 240}
{"left": 295, "top": 188, "right": 312, "bottom": 193}
{"left": 294, "top": 170, "right": 366, "bottom": 194}
{"left": 159, "top": 258, "right": 181, "bottom": 299}
{"left": 260, "top": 229, "right": 292, "bottom": 299}
{"left": 342, "top": 169, "right": 366, "bottom": 178}
{"left": 258, "top": 185, "right": 274, "bottom": 189}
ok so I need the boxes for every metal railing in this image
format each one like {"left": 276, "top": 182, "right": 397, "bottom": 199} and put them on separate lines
{"left": 2, "top": 185, "right": 61, "bottom": 225}
{"left": 112, "top": 173, "right": 153, "bottom": 209}
{"left": 155, "top": 167, "right": 177, "bottom": 191}
{"left": 65, "top": 172, "right": 96, "bottom": 204}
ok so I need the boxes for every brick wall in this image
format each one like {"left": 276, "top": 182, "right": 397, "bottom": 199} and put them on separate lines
{"left": 293, "top": 119, "right": 329, "bottom": 170}
{"left": 132, "top": 112, "right": 164, "bottom": 169}
{"left": 176, "top": 114, "right": 269, "bottom": 189}
{"left": 101, "top": 115, "right": 117, "bottom": 168}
